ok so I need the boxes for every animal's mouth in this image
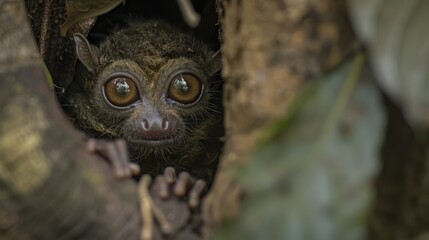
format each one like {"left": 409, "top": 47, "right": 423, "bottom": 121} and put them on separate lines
{"left": 121, "top": 126, "right": 183, "bottom": 148}
{"left": 126, "top": 137, "right": 176, "bottom": 147}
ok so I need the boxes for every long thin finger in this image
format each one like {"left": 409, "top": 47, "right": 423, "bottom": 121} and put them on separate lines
{"left": 93, "top": 140, "right": 110, "bottom": 158}
{"left": 138, "top": 175, "right": 154, "bottom": 240}
{"left": 113, "top": 139, "right": 132, "bottom": 178}
{"left": 189, "top": 180, "right": 206, "bottom": 208}
{"left": 154, "top": 175, "right": 169, "bottom": 199}
{"left": 150, "top": 200, "right": 172, "bottom": 235}
{"left": 164, "top": 167, "right": 176, "bottom": 184}
{"left": 106, "top": 143, "right": 128, "bottom": 179}
{"left": 174, "top": 172, "right": 195, "bottom": 197}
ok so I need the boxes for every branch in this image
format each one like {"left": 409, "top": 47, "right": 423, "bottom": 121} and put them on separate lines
{"left": 0, "top": 1, "right": 140, "bottom": 239}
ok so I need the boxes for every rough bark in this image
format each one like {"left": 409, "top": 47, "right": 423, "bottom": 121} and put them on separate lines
{"left": 0, "top": 1, "right": 140, "bottom": 239}
{"left": 203, "top": 0, "right": 358, "bottom": 236}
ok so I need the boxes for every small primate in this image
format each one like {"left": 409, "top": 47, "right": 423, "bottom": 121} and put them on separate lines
{"left": 63, "top": 20, "right": 223, "bottom": 202}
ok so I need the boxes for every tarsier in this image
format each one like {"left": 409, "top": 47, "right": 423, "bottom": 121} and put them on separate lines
{"left": 63, "top": 20, "right": 223, "bottom": 203}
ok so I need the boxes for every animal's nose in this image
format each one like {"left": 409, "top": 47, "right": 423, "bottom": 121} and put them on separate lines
{"left": 141, "top": 117, "right": 170, "bottom": 131}
{"left": 138, "top": 108, "right": 176, "bottom": 140}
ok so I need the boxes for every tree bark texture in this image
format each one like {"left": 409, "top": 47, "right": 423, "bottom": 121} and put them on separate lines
{"left": 203, "top": 0, "right": 358, "bottom": 236}
{"left": 0, "top": 1, "right": 140, "bottom": 239}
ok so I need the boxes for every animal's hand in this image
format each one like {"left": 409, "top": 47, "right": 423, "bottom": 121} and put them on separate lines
{"left": 152, "top": 167, "right": 207, "bottom": 208}
{"left": 141, "top": 168, "right": 206, "bottom": 238}
{"left": 85, "top": 138, "right": 140, "bottom": 179}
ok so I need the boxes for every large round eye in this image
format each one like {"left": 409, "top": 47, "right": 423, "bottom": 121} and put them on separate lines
{"left": 168, "top": 73, "right": 203, "bottom": 104}
{"left": 103, "top": 77, "right": 139, "bottom": 107}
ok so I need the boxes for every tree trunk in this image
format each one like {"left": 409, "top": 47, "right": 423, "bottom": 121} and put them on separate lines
{"left": 0, "top": 1, "right": 140, "bottom": 239}
{"left": 203, "top": 0, "right": 357, "bottom": 236}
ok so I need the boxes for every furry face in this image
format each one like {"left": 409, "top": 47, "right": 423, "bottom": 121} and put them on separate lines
{"left": 64, "top": 20, "right": 223, "bottom": 179}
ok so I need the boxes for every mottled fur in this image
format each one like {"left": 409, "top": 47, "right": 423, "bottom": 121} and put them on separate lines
{"left": 63, "top": 20, "right": 223, "bottom": 181}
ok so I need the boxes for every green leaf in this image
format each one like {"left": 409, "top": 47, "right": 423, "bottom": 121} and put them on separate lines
{"left": 348, "top": 0, "right": 429, "bottom": 127}
{"left": 218, "top": 54, "right": 385, "bottom": 240}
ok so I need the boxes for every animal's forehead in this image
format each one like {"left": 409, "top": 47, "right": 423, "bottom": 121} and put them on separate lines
{"left": 101, "top": 24, "right": 199, "bottom": 57}
{"left": 98, "top": 21, "right": 208, "bottom": 65}
{"left": 99, "top": 44, "right": 206, "bottom": 82}
{"left": 136, "top": 55, "right": 168, "bottom": 79}
{"left": 96, "top": 21, "right": 210, "bottom": 87}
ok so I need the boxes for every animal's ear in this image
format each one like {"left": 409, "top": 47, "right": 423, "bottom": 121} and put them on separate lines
{"left": 207, "top": 50, "right": 222, "bottom": 76}
{"left": 73, "top": 33, "right": 99, "bottom": 73}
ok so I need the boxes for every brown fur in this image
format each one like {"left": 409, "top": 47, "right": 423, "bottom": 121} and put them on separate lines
{"left": 63, "top": 20, "right": 223, "bottom": 181}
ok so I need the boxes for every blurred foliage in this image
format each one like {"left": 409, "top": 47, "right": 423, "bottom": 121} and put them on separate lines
{"left": 60, "top": 0, "right": 123, "bottom": 36}
{"left": 348, "top": 0, "right": 429, "bottom": 128}
{"left": 217, "top": 54, "right": 385, "bottom": 240}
